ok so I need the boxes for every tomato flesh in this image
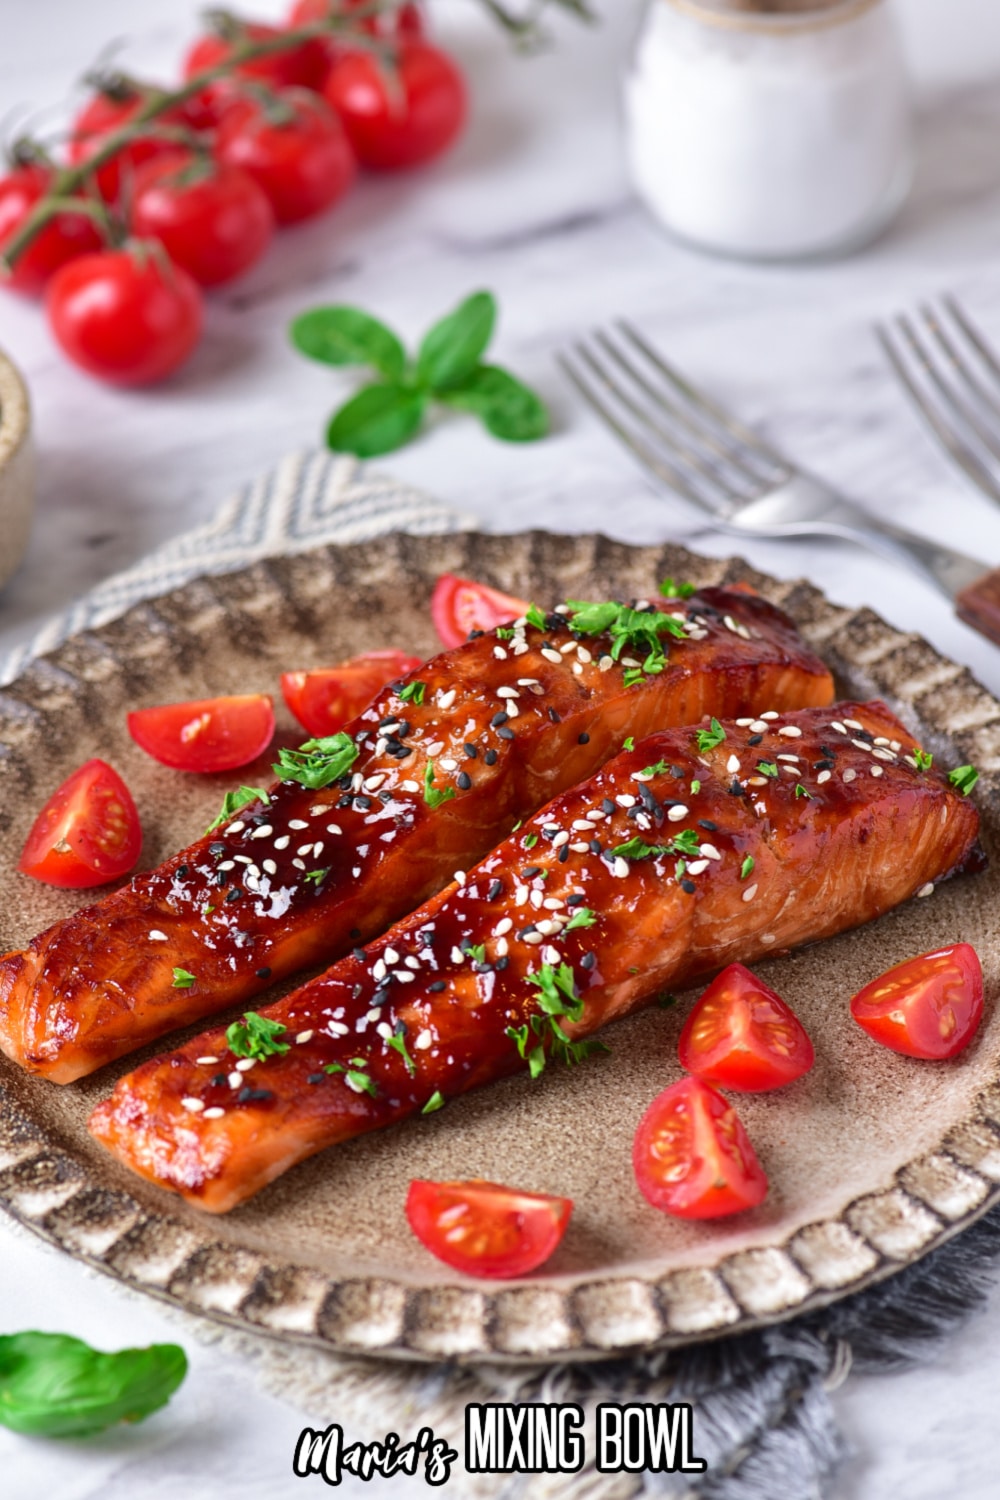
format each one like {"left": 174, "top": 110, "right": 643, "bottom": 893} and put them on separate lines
{"left": 281, "top": 650, "right": 422, "bottom": 736}
{"left": 19, "top": 759, "right": 141, "bottom": 889}
{"left": 406, "top": 1179, "right": 572, "bottom": 1278}
{"left": 678, "top": 962, "right": 815, "bottom": 1092}
{"left": 850, "top": 944, "right": 984, "bottom": 1060}
{"left": 633, "top": 1077, "right": 768, "bottom": 1219}
{"left": 127, "top": 694, "right": 275, "bottom": 773}
{"left": 430, "top": 573, "right": 531, "bottom": 649}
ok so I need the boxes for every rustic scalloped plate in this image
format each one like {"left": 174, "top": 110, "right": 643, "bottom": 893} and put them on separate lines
{"left": 3, "top": 531, "right": 1000, "bottom": 1366}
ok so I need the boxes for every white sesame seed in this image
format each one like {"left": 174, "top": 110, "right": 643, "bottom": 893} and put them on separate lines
{"left": 395, "top": 971, "right": 416, "bottom": 984}
{"left": 843, "top": 719, "right": 864, "bottom": 730}
{"left": 760, "top": 712, "right": 779, "bottom": 721}
{"left": 724, "top": 615, "right": 739, "bottom": 633}
{"left": 437, "top": 689, "right": 457, "bottom": 710}
{"left": 383, "top": 947, "right": 399, "bottom": 965}
{"left": 373, "top": 958, "right": 387, "bottom": 981}
{"left": 747, "top": 776, "right": 767, "bottom": 787}
{"left": 415, "top": 1030, "right": 433, "bottom": 1050}
{"left": 542, "top": 945, "right": 561, "bottom": 965}
{"left": 228, "top": 1071, "right": 243, "bottom": 1089}
{"left": 904, "top": 755, "right": 918, "bottom": 769}
{"left": 234, "top": 854, "right": 252, "bottom": 865}
{"left": 496, "top": 936, "right": 509, "bottom": 956}
{"left": 686, "top": 859, "right": 709, "bottom": 875}
{"left": 632, "top": 770, "right": 654, "bottom": 783}
{"left": 599, "top": 655, "right": 614, "bottom": 670}
{"left": 365, "top": 1007, "right": 382, "bottom": 1022}
{"left": 454, "top": 870, "right": 466, "bottom": 886}
{"left": 439, "top": 758, "right": 458, "bottom": 771}
{"left": 297, "top": 843, "right": 314, "bottom": 857}
{"left": 296, "top": 1030, "right": 315, "bottom": 1044}
{"left": 523, "top": 931, "right": 544, "bottom": 944}
{"left": 536, "top": 919, "right": 555, "bottom": 935}
{"left": 778, "top": 726, "right": 802, "bottom": 738}
{"left": 871, "top": 747, "right": 896, "bottom": 762}
{"left": 512, "top": 641, "right": 529, "bottom": 656}
{"left": 560, "top": 639, "right": 576, "bottom": 653}
{"left": 450, "top": 945, "right": 465, "bottom": 963}
{"left": 363, "top": 774, "right": 385, "bottom": 792}
{"left": 742, "top": 883, "right": 759, "bottom": 903}
{"left": 570, "top": 841, "right": 590, "bottom": 853}
{"left": 250, "top": 824, "right": 273, "bottom": 839}
{"left": 273, "top": 834, "right": 290, "bottom": 850}
{"left": 613, "top": 856, "right": 630, "bottom": 877}
{"left": 196, "top": 1055, "right": 218, "bottom": 1065}
{"left": 552, "top": 831, "right": 570, "bottom": 848}
{"left": 514, "top": 886, "right": 529, "bottom": 906}
{"left": 572, "top": 662, "right": 584, "bottom": 676}
{"left": 843, "top": 768, "right": 857, "bottom": 782}
{"left": 496, "top": 917, "right": 513, "bottom": 936}
{"left": 760, "top": 932, "right": 775, "bottom": 944}
{"left": 345, "top": 1074, "right": 370, "bottom": 1094}
{"left": 871, "top": 766, "right": 884, "bottom": 778}
{"left": 328, "top": 1021, "right": 349, "bottom": 1037}
{"left": 917, "top": 882, "right": 935, "bottom": 898}
{"left": 494, "top": 646, "right": 508, "bottom": 660}
{"left": 817, "top": 770, "right": 831, "bottom": 784}
{"left": 182, "top": 1097, "right": 205, "bottom": 1112}
{"left": 497, "top": 686, "right": 520, "bottom": 699}
{"left": 375, "top": 737, "right": 388, "bottom": 755}
{"left": 667, "top": 805, "right": 689, "bottom": 822}
{"left": 891, "top": 740, "right": 902, "bottom": 752}
{"left": 577, "top": 646, "right": 592, "bottom": 664}
{"left": 541, "top": 648, "right": 562, "bottom": 664}
{"left": 531, "top": 888, "right": 544, "bottom": 908}
{"left": 543, "top": 896, "right": 565, "bottom": 909}
{"left": 149, "top": 930, "right": 168, "bottom": 942}
{"left": 203, "top": 1107, "right": 225, "bottom": 1120}
{"left": 874, "top": 737, "right": 891, "bottom": 747}
{"left": 726, "top": 754, "right": 741, "bottom": 774}
{"left": 776, "top": 754, "right": 799, "bottom": 763}
{"left": 235, "top": 1058, "right": 256, "bottom": 1072}
{"left": 326, "top": 824, "right": 342, "bottom": 836}
{"left": 376, "top": 1021, "right": 392, "bottom": 1039}
{"left": 292, "top": 858, "right": 306, "bottom": 870}
{"left": 405, "top": 955, "right": 421, "bottom": 970}
{"left": 572, "top": 819, "right": 596, "bottom": 831}
{"left": 400, "top": 780, "right": 420, "bottom": 792}
{"left": 225, "top": 821, "right": 245, "bottom": 835}
{"left": 289, "top": 819, "right": 308, "bottom": 830}
{"left": 749, "top": 720, "right": 768, "bottom": 733}
{"left": 699, "top": 843, "right": 721, "bottom": 861}
{"left": 217, "top": 860, "right": 235, "bottom": 872}
{"left": 736, "top": 718, "right": 754, "bottom": 728}
{"left": 262, "top": 859, "right": 277, "bottom": 875}
{"left": 312, "top": 842, "right": 325, "bottom": 859}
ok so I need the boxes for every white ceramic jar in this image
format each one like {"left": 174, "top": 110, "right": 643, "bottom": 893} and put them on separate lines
{"left": 624, "top": 0, "right": 914, "bottom": 261}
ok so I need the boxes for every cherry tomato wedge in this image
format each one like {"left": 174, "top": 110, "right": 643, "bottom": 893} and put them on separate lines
{"left": 127, "top": 694, "right": 275, "bottom": 773}
{"left": 405, "top": 1179, "right": 572, "bottom": 1279}
{"left": 678, "top": 962, "right": 815, "bottom": 1092}
{"left": 19, "top": 759, "right": 141, "bottom": 889}
{"left": 430, "top": 573, "right": 531, "bottom": 649}
{"left": 281, "top": 650, "right": 422, "bottom": 736}
{"left": 633, "top": 1077, "right": 768, "bottom": 1219}
{"left": 849, "top": 944, "right": 984, "bottom": 1060}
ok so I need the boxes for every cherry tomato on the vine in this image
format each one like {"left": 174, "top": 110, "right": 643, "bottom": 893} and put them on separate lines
{"left": 19, "top": 759, "right": 142, "bottom": 889}
{"left": 184, "top": 22, "right": 328, "bottom": 102}
{"left": 849, "top": 944, "right": 984, "bottom": 1060}
{"left": 405, "top": 1179, "right": 573, "bottom": 1278}
{"left": 632, "top": 1076, "right": 768, "bottom": 1220}
{"left": 0, "top": 164, "right": 103, "bottom": 296}
{"left": 678, "top": 963, "right": 815, "bottom": 1092}
{"left": 214, "top": 88, "right": 355, "bottom": 224}
{"left": 430, "top": 573, "right": 530, "bottom": 649}
{"left": 282, "top": 650, "right": 423, "bottom": 737}
{"left": 324, "top": 39, "right": 466, "bottom": 171}
{"left": 46, "top": 245, "right": 203, "bottom": 386}
{"left": 127, "top": 694, "right": 275, "bottom": 773}
{"left": 68, "top": 88, "right": 190, "bottom": 203}
{"left": 130, "top": 151, "right": 274, "bottom": 287}
{"left": 287, "top": 0, "right": 423, "bottom": 50}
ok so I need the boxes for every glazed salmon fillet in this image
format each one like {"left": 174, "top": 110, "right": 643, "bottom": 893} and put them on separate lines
{"left": 0, "top": 587, "right": 833, "bottom": 1084}
{"left": 89, "top": 700, "right": 982, "bottom": 1213}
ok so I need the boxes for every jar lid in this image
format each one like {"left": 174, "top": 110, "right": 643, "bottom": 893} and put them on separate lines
{"left": 667, "top": 0, "right": 881, "bottom": 26}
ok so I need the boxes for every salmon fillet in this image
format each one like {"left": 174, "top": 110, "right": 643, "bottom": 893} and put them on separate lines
{"left": 88, "top": 700, "right": 982, "bottom": 1213}
{"left": 0, "top": 587, "right": 833, "bottom": 1084}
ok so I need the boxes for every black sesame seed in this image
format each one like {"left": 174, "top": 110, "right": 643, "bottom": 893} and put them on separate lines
{"left": 567, "top": 893, "right": 586, "bottom": 906}
{"left": 519, "top": 925, "right": 539, "bottom": 938}
{"left": 747, "top": 734, "right": 763, "bottom": 746}
{"left": 176, "top": 864, "right": 189, "bottom": 879}
{"left": 602, "top": 799, "right": 616, "bottom": 815}
{"left": 820, "top": 745, "right": 837, "bottom": 758}
{"left": 420, "top": 930, "right": 436, "bottom": 946}
{"left": 814, "top": 758, "right": 835, "bottom": 771}
{"left": 337, "top": 793, "right": 352, "bottom": 808}
{"left": 212, "top": 1072, "right": 228, "bottom": 1086}
{"left": 352, "top": 983, "right": 363, "bottom": 998}
{"left": 670, "top": 765, "right": 685, "bottom": 779}
{"left": 373, "top": 985, "right": 391, "bottom": 1006}
{"left": 256, "top": 967, "right": 272, "bottom": 979}
{"left": 492, "top": 711, "right": 509, "bottom": 727}
{"left": 248, "top": 812, "right": 269, "bottom": 827}
{"left": 522, "top": 866, "right": 541, "bottom": 878}
{"left": 352, "top": 947, "right": 366, "bottom": 961}
{"left": 354, "top": 795, "right": 372, "bottom": 811}
{"left": 626, "top": 806, "right": 642, "bottom": 820}
{"left": 209, "top": 842, "right": 226, "bottom": 858}
{"left": 698, "top": 819, "right": 718, "bottom": 832}
{"left": 578, "top": 732, "right": 590, "bottom": 745}
{"left": 457, "top": 771, "right": 472, "bottom": 790}
{"left": 497, "top": 726, "right": 515, "bottom": 740}
{"left": 496, "top": 955, "right": 509, "bottom": 970}
{"left": 378, "top": 790, "right": 393, "bottom": 804}
{"left": 729, "top": 780, "right": 745, "bottom": 797}
{"left": 390, "top": 745, "right": 412, "bottom": 759}
{"left": 236, "top": 1086, "right": 274, "bottom": 1104}
{"left": 397, "top": 721, "right": 411, "bottom": 738}
{"left": 308, "top": 1073, "right": 326, "bottom": 1085}
{"left": 546, "top": 614, "right": 564, "bottom": 631}
{"left": 226, "top": 887, "right": 241, "bottom": 902}
{"left": 548, "top": 708, "right": 562, "bottom": 724}
{"left": 581, "top": 952, "right": 597, "bottom": 970}
{"left": 589, "top": 839, "right": 602, "bottom": 854}
{"left": 487, "top": 879, "right": 504, "bottom": 901}
{"left": 468, "top": 629, "right": 485, "bottom": 639}
{"left": 429, "top": 980, "right": 447, "bottom": 992}
{"left": 681, "top": 879, "right": 697, "bottom": 894}
{"left": 855, "top": 729, "right": 875, "bottom": 743}
{"left": 216, "top": 870, "right": 228, "bottom": 887}
{"left": 484, "top": 748, "right": 498, "bottom": 765}
{"left": 558, "top": 845, "right": 569, "bottom": 862}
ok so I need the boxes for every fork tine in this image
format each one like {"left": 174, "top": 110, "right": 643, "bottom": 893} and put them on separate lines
{"left": 944, "top": 294, "right": 1000, "bottom": 389}
{"left": 898, "top": 310, "right": 1000, "bottom": 467}
{"left": 557, "top": 350, "right": 725, "bottom": 514}
{"left": 917, "top": 303, "right": 1000, "bottom": 459}
{"left": 616, "top": 319, "right": 791, "bottom": 472}
{"left": 876, "top": 320, "right": 1000, "bottom": 504}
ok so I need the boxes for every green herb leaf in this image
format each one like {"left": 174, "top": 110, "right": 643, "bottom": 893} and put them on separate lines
{"left": 523, "top": 832, "right": 538, "bottom": 849}
{"left": 423, "top": 761, "right": 456, "bottom": 809}
{"left": 696, "top": 718, "right": 726, "bottom": 752}
{"left": 289, "top": 306, "right": 406, "bottom": 381}
{"left": 794, "top": 783, "right": 813, "bottom": 800}
{"left": 0, "top": 1332, "right": 187, "bottom": 1438}
{"left": 304, "top": 867, "right": 330, "bottom": 885}
{"left": 416, "top": 290, "right": 496, "bottom": 389}
{"left": 623, "top": 668, "right": 643, "bottom": 689}
{"left": 614, "top": 828, "right": 699, "bottom": 861}
{"left": 438, "top": 364, "right": 548, "bottom": 442}
{"left": 346, "top": 1069, "right": 378, "bottom": 1097}
{"left": 387, "top": 1026, "right": 416, "bottom": 1077}
{"left": 274, "top": 731, "right": 358, "bottom": 790}
{"left": 398, "top": 680, "right": 426, "bottom": 705}
{"left": 659, "top": 577, "right": 696, "bottom": 599}
{"left": 205, "top": 785, "right": 270, "bottom": 834}
{"left": 226, "top": 1011, "right": 290, "bottom": 1061}
{"left": 757, "top": 761, "right": 779, "bottom": 779}
{"left": 171, "top": 967, "right": 195, "bottom": 989}
{"left": 422, "top": 1090, "right": 445, "bottom": 1114}
{"left": 623, "top": 736, "right": 635, "bottom": 752}
{"left": 914, "top": 748, "right": 933, "bottom": 772}
{"left": 690, "top": 779, "right": 701, "bottom": 795}
{"left": 740, "top": 855, "right": 755, "bottom": 879}
{"left": 467, "top": 943, "right": 487, "bottom": 964}
{"left": 506, "top": 1022, "right": 529, "bottom": 1058}
{"left": 564, "top": 906, "right": 596, "bottom": 931}
{"left": 326, "top": 382, "right": 426, "bottom": 458}
{"left": 949, "top": 764, "right": 978, "bottom": 795}
{"left": 639, "top": 759, "right": 669, "bottom": 778}
{"left": 526, "top": 604, "right": 547, "bottom": 629}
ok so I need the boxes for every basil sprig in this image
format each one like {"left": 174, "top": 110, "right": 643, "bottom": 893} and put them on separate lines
{"left": 290, "top": 292, "right": 549, "bottom": 456}
{"left": 0, "top": 1332, "right": 187, "bottom": 1438}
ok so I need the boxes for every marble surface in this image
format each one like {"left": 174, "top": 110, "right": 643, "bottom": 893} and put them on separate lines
{"left": 4, "top": 0, "right": 1000, "bottom": 1494}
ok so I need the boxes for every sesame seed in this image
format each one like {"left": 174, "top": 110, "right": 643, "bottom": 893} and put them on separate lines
{"left": 817, "top": 770, "right": 831, "bottom": 784}
{"left": 917, "top": 882, "right": 935, "bottom": 898}
{"left": 149, "top": 930, "right": 168, "bottom": 942}
{"left": 196, "top": 1055, "right": 218, "bottom": 1066}
{"left": 560, "top": 640, "right": 576, "bottom": 653}
{"left": 747, "top": 776, "right": 767, "bottom": 787}
{"left": 760, "top": 932, "right": 776, "bottom": 944}
{"left": 871, "top": 747, "right": 896, "bottom": 762}
{"left": 514, "top": 886, "right": 529, "bottom": 906}
{"left": 843, "top": 768, "right": 857, "bottom": 782}
{"left": 203, "top": 1107, "right": 225, "bottom": 1120}
{"left": 375, "top": 737, "right": 388, "bottom": 755}
{"left": 776, "top": 754, "right": 800, "bottom": 763}
{"left": 235, "top": 1058, "right": 256, "bottom": 1072}
{"left": 736, "top": 718, "right": 753, "bottom": 727}
{"left": 599, "top": 655, "right": 614, "bottom": 670}
{"left": 454, "top": 870, "right": 466, "bottom": 886}
{"left": 217, "top": 860, "right": 235, "bottom": 872}
{"left": 497, "top": 686, "right": 520, "bottom": 699}
{"left": 225, "top": 821, "right": 245, "bottom": 835}
{"left": 292, "top": 858, "right": 306, "bottom": 870}
{"left": 495, "top": 917, "right": 514, "bottom": 935}
{"left": 313, "top": 842, "right": 324, "bottom": 858}
{"left": 572, "top": 819, "right": 595, "bottom": 832}
{"left": 572, "top": 662, "right": 584, "bottom": 676}
{"left": 871, "top": 766, "right": 884, "bottom": 778}
{"left": 437, "top": 689, "right": 457, "bottom": 710}
{"left": 843, "top": 718, "right": 864, "bottom": 731}
{"left": 373, "top": 959, "right": 387, "bottom": 981}
{"left": 262, "top": 859, "right": 277, "bottom": 875}
{"left": 726, "top": 755, "right": 740, "bottom": 774}
{"left": 570, "top": 841, "right": 590, "bottom": 853}
{"left": 181, "top": 1097, "right": 205, "bottom": 1112}
{"left": 542, "top": 945, "right": 561, "bottom": 965}
{"left": 250, "top": 824, "right": 273, "bottom": 839}
{"left": 450, "top": 945, "right": 465, "bottom": 963}
{"left": 686, "top": 859, "right": 709, "bottom": 875}
{"left": 289, "top": 819, "right": 308, "bottom": 830}
{"left": 228, "top": 1071, "right": 243, "bottom": 1089}
{"left": 541, "top": 647, "right": 562, "bottom": 664}
{"left": 750, "top": 721, "right": 769, "bottom": 734}
{"left": 778, "top": 726, "right": 802, "bottom": 738}
{"left": 530, "top": 888, "right": 544, "bottom": 908}
{"left": 536, "top": 919, "right": 555, "bottom": 935}
{"left": 523, "top": 931, "right": 544, "bottom": 944}
{"left": 496, "top": 936, "right": 509, "bottom": 957}
{"left": 401, "top": 779, "right": 420, "bottom": 791}
{"left": 296, "top": 843, "right": 314, "bottom": 857}
{"left": 699, "top": 844, "right": 721, "bottom": 860}
{"left": 577, "top": 646, "right": 593, "bottom": 663}
{"left": 616, "top": 794, "right": 637, "bottom": 808}
{"left": 296, "top": 1030, "right": 315, "bottom": 1044}
{"left": 667, "top": 805, "right": 689, "bottom": 822}
{"left": 760, "top": 712, "right": 779, "bottom": 721}
{"left": 613, "top": 856, "right": 630, "bottom": 878}
{"left": 552, "top": 831, "right": 570, "bottom": 849}
{"left": 365, "top": 1007, "right": 382, "bottom": 1023}
{"left": 494, "top": 646, "right": 508, "bottom": 660}
{"left": 273, "top": 835, "right": 290, "bottom": 850}
{"left": 415, "top": 1030, "right": 433, "bottom": 1050}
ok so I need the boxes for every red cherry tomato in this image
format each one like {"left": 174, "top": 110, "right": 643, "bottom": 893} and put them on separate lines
{"left": 0, "top": 164, "right": 103, "bottom": 296}
{"left": 405, "top": 1179, "right": 572, "bottom": 1279}
{"left": 68, "top": 89, "right": 189, "bottom": 202}
{"left": 46, "top": 246, "right": 203, "bottom": 386}
{"left": 678, "top": 963, "right": 815, "bottom": 1092}
{"left": 430, "top": 574, "right": 531, "bottom": 650}
{"left": 127, "top": 694, "right": 275, "bottom": 773}
{"left": 633, "top": 1076, "right": 768, "bottom": 1219}
{"left": 214, "top": 89, "right": 355, "bottom": 225}
{"left": 184, "top": 22, "right": 328, "bottom": 103}
{"left": 849, "top": 944, "right": 984, "bottom": 1060}
{"left": 19, "top": 759, "right": 142, "bottom": 888}
{"left": 324, "top": 39, "right": 466, "bottom": 171}
{"left": 282, "top": 650, "right": 423, "bottom": 736}
{"left": 130, "top": 151, "right": 274, "bottom": 287}
{"left": 288, "top": 0, "right": 423, "bottom": 46}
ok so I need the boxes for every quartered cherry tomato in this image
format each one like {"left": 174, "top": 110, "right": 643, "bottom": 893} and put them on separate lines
{"left": 127, "top": 694, "right": 275, "bottom": 773}
{"left": 406, "top": 1179, "right": 572, "bottom": 1278}
{"left": 19, "top": 759, "right": 142, "bottom": 888}
{"left": 324, "top": 39, "right": 466, "bottom": 171}
{"left": 632, "top": 1076, "right": 768, "bottom": 1219}
{"left": 430, "top": 573, "right": 531, "bottom": 649}
{"left": 678, "top": 963, "right": 815, "bottom": 1092}
{"left": 46, "top": 245, "right": 203, "bottom": 386}
{"left": 214, "top": 89, "right": 355, "bottom": 224}
{"left": 0, "top": 164, "right": 103, "bottom": 296}
{"left": 68, "top": 87, "right": 190, "bottom": 202}
{"left": 130, "top": 151, "right": 274, "bottom": 287}
{"left": 849, "top": 944, "right": 984, "bottom": 1060}
{"left": 184, "top": 22, "right": 328, "bottom": 104}
{"left": 282, "top": 650, "right": 423, "bottom": 736}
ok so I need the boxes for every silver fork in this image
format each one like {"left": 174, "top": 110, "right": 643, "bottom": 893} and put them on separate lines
{"left": 558, "top": 321, "right": 1000, "bottom": 649}
{"left": 877, "top": 294, "right": 1000, "bottom": 508}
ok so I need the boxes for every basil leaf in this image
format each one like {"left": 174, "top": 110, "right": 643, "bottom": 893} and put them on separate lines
{"left": 439, "top": 364, "right": 549, "bottom": 442}
{"left": 326, "top": 383, "right": 426, "bottom": 458}
{"left": 416, "top": 291, "right": 496, "bottom": 390}
{"left": 290, "top": 306, "right": 406, "bottom": 381}
{"left": 0, "top": 1332, "right": 187, "bottom": 1438}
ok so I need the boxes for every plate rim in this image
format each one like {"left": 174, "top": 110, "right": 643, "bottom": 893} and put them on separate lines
{"left": 3, "top": 527, "right": 1000, "bottom": 1366}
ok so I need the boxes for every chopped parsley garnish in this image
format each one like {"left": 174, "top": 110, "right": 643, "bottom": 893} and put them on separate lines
{"left": 659, "top": 576, "right": 696, "bottom": 599}
{"left": 495, "top": 626, "right": 516, "bottom": 639}
{"left": 564, "top": 906, "right": 596, "bottom": 931}
{"left": 273, "top": 732, "right": 358, "bottom": 790}
{"left": 398, "top": 680, "right": 425, "bottom": 705}
{"left": 696, "top": 718, "right": 726, "bottom": 752}
{"left": 622, "top": 736, "right": 635, "bottom": 752}
{"left": 523, "top": 832, "right": 538, "bottom": 849}
{"left": 562, "top": 599, "right": 685, "bottom": 682}
{"left": 171, "top": 967, "right": 195, "bottom": 988}
{"left": 526, "top": 604, "right": 547, "bottom": 629}
{"left": 914, "top": 749, "right": 933, "bottom": 772}
{"left": 640, "top": 759, "right": 669, "bottom": 777}
{"left": 304, "top": 867, "right": 330, "bottom": 885}
{"left": 613, "top": 829, "right": 700, "bottom": 862}
{"left": 690, "top": 779, "right": 701, "bottom": 795}
{"left": 226, "top": 1011, "right": 290, "bottom": 1060}
{"left": 507, "top": 961, "right": 609, "bottom": 1077}
{"left": 794, "top": 783, "right": 813, "bottom": 800}
{"left": 757, "top": 761, "right": 779, "bottom": 779}
{"left": 387, "top": 1024, "right": 416, "bottom": 1076}
{"left": 423, "top": 761, "right": 456, "bottom": 809}
{"left": 205, "top": 785, "right": 270, "bottom": 834}
{"left": 468, "top": 943, "right": 487, "bottom": 964}
{"left": 949, "top": 764, "right": 979, "bottom": 795}
{"left": 422, "top": 1090, "right": 445, "bottom": 1114}
{"left": 324, "top": 1060, "right": 378, "bottom": 1096}
{"left": 623, "top": 668, "right": 643, "bottom": 689}
{"left": 740, "top": 855, "right": 755, "bottom": 880}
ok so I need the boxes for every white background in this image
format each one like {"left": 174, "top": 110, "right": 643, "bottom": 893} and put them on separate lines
{"left": 3, "top": 0, "right": 1000, "bottom": 1494}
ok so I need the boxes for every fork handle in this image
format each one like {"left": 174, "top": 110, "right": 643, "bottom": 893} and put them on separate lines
{"left": 955, "top": 569, "right": 1000, "bottom": 646}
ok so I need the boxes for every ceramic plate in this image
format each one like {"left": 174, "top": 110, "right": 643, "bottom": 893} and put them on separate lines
{"left": 2, "top": 531, "right": 1000, "bottom": 1366}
